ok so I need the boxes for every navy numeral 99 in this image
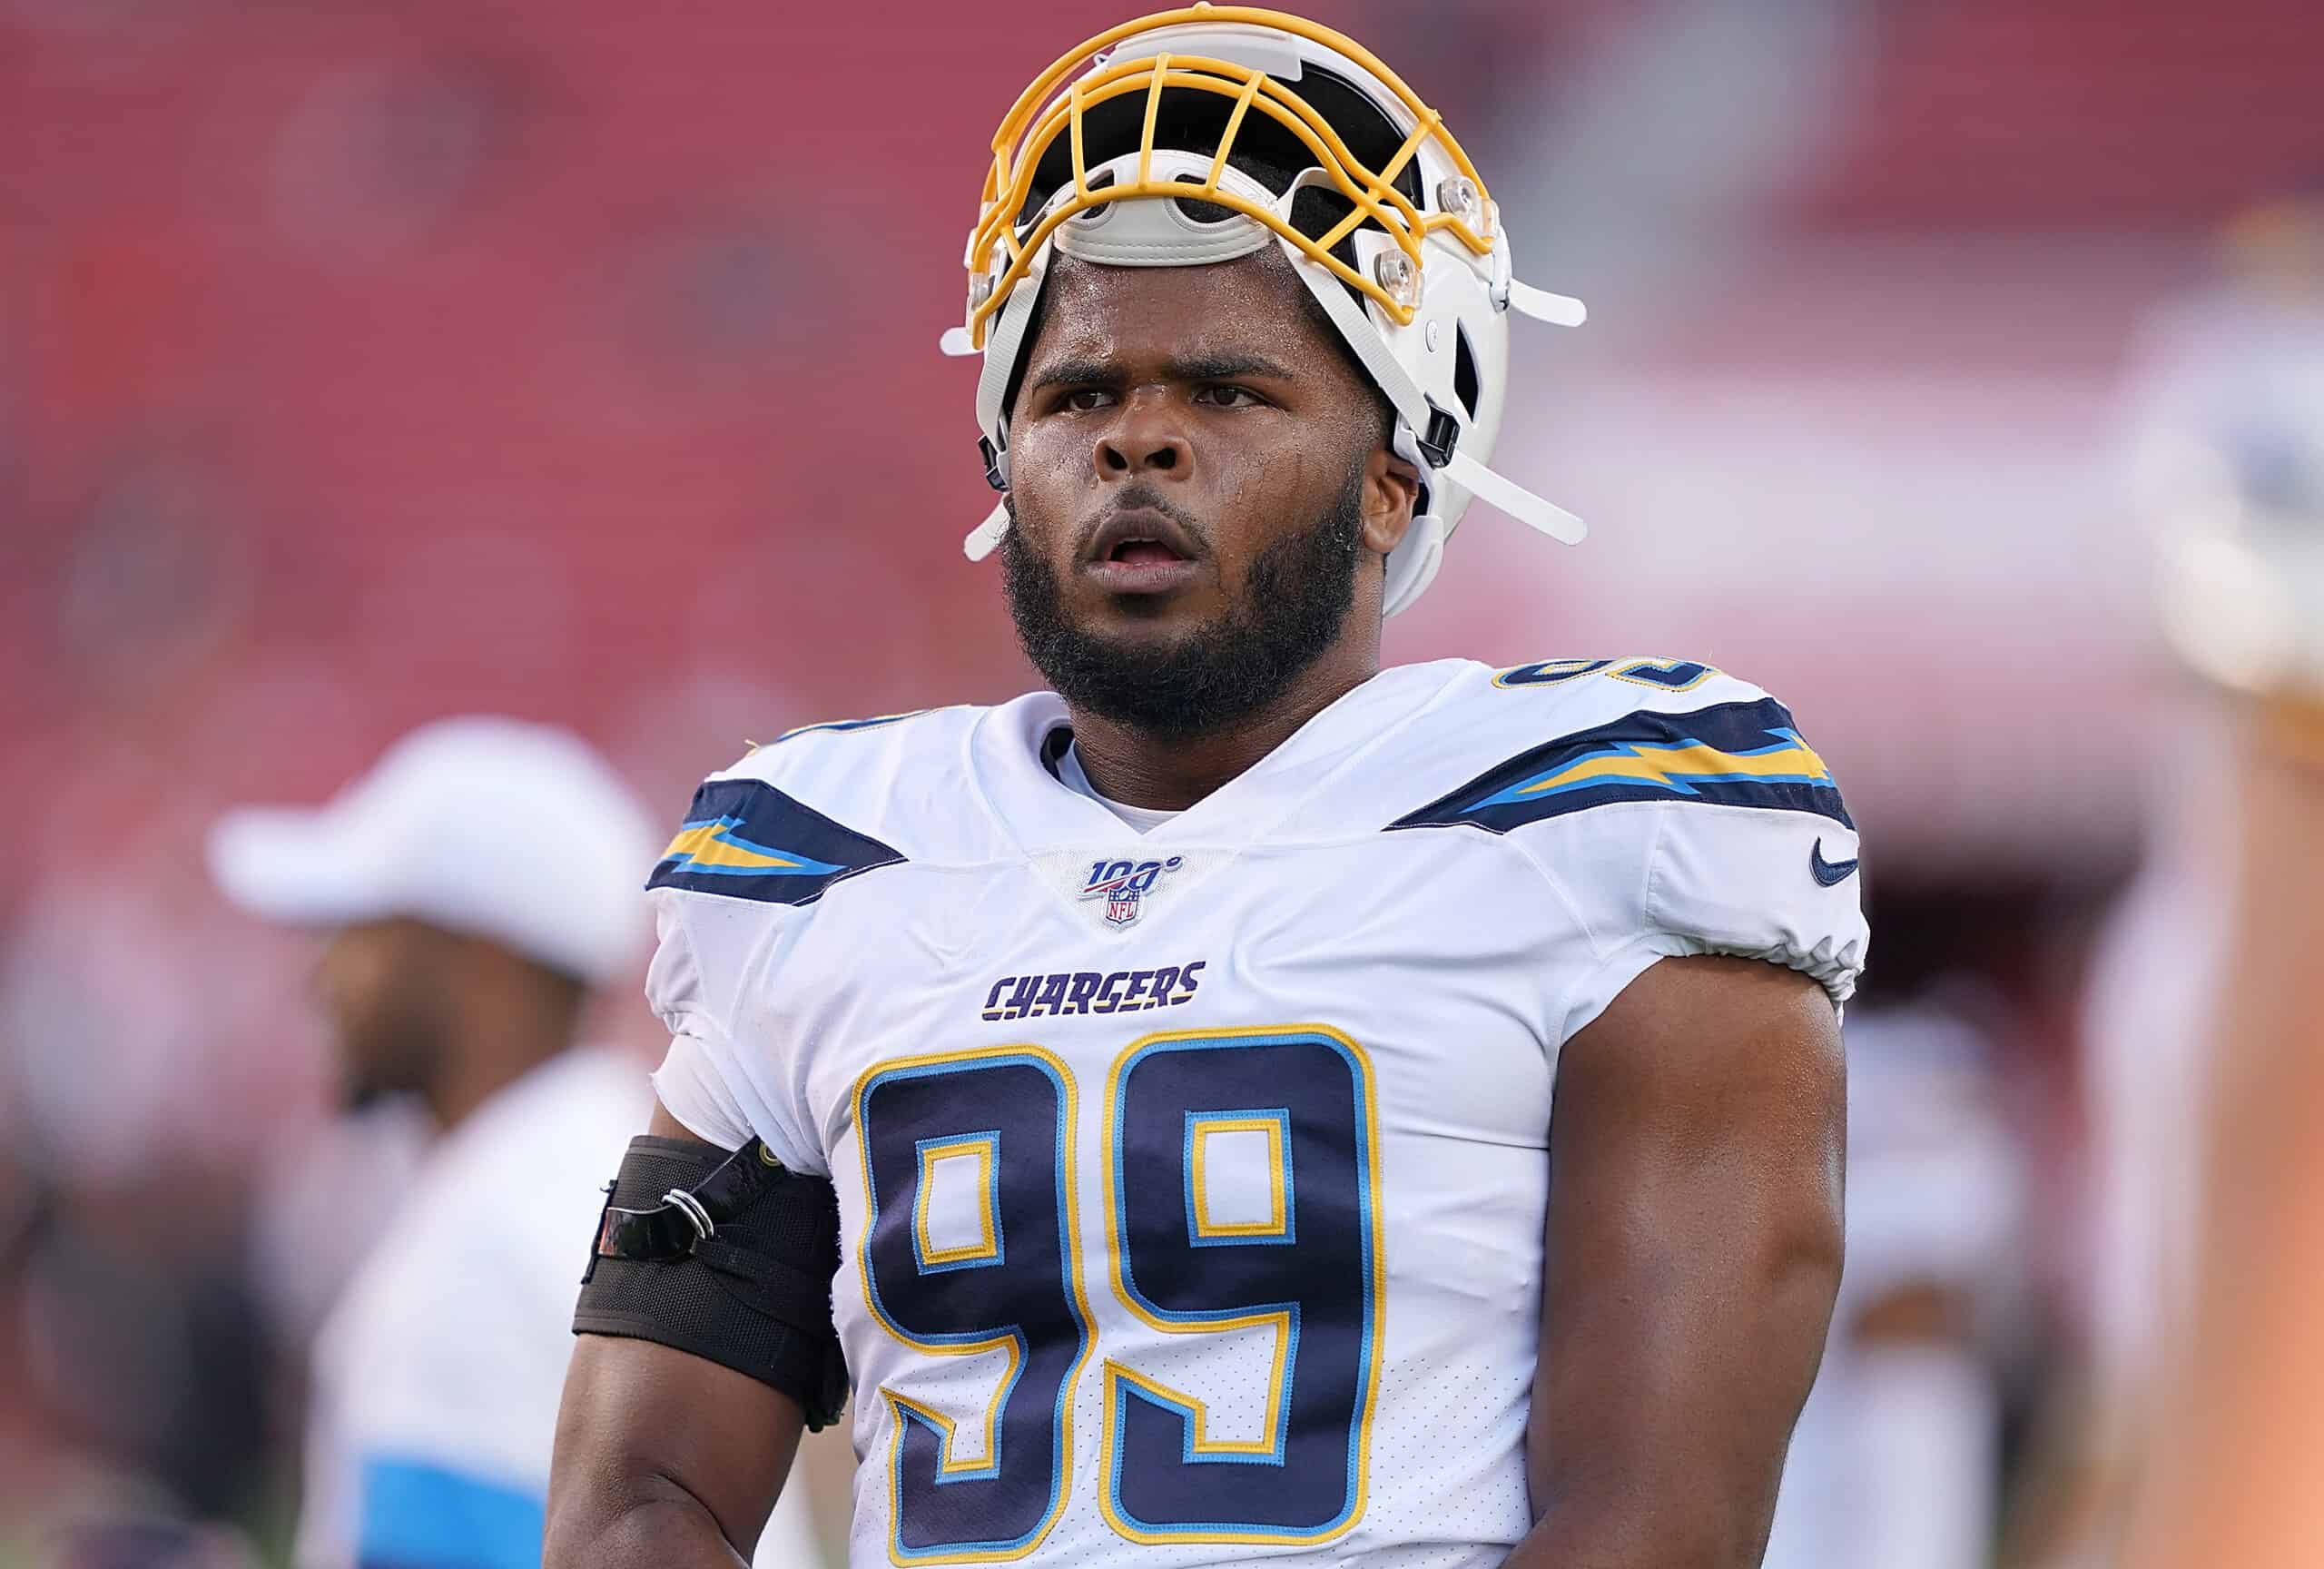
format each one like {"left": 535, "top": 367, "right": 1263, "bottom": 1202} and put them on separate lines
{"left": 852, "top": 1028, "right": 1383, "bottom": 1561}
{"left": 857, "top": 1049, "right": 1092, "bottom": 1562}
{"left": 1102, "top": 1026, "right": 1383, "bottom": 1545}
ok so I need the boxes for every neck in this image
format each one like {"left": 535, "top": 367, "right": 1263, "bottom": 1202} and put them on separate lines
{"left": 1068, "top": 641, "right": 1382, "bottom": 811}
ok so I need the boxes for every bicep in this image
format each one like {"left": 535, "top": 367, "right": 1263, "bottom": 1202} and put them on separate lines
{"left": 1530, "top": 954, "right": 1846, "bottom": 1535}
{"left": 545, "top": 1100, "right": 808, "bottom": 1561}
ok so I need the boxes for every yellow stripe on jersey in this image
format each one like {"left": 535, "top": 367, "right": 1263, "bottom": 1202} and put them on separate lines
{"left": 657, "top": 818, "right": 823, "bottom": 873}
{"left": 1510, "top": 732, "right": 1834, "bottom": 800}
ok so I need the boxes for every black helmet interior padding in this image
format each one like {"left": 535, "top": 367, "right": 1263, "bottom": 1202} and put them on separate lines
{"left": 1022, "top": 62, "right": 1423, "bottom": 252}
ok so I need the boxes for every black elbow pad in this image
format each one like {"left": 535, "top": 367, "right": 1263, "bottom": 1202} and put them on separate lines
{"left": 575, "top": 1135, "right": 849, "bottom": 1430}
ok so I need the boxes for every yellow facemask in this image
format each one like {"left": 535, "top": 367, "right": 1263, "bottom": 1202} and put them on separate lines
{"left": 960, "top": 4, "right": 1501, "bottom": 351}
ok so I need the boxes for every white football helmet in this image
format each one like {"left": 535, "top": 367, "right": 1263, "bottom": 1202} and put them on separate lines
{"left": 940, "top": 4, "right": 1589, "bottom": 617}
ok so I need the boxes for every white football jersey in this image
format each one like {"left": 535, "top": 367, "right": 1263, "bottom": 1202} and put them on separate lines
{"left": 646, "top": 657, "right": 1868, "bottom": 1568}
{"left": 294, "top": 1045, "right": 828, "bottom": 1569}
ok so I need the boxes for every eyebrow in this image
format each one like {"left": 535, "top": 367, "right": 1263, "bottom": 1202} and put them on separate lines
{"left": 1027, "top": 350, "right": 1299, "bottom": 395}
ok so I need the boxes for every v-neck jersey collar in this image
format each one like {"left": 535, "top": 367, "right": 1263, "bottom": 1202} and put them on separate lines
{"left": 969, "top": 659, "right": 1472, "bottom": 857}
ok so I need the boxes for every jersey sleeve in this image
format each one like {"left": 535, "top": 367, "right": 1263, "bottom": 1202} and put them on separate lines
{"left": 1416, "top": 671, "right": 1870, "bottom": 1041}
{"left": 644, "top": 893, "right": 772, "bottom": 1155}
{"left": 640, "top": 762, "right": 909, "bottom": 1176}
{"left": 644, "top": 877, "right": 832, "bottom": 1175}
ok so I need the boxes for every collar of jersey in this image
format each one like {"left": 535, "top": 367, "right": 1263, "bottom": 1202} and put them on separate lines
{"left": 968, "top": 659, "right": 1469, "bottom": 858}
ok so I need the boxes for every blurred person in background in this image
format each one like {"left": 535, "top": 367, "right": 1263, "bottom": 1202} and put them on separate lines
{"left": 2012, "top": 192, "right": 2324, "bottom": 1569}
{"left": 1762, "top": 1002, "right": 2026, "bottom": 1569}
{"left": 2114, "top": 195, "right": 2324, "bottom": 1568}
{"left": 206, "top": 716, "right": 825, "bottom": 1569}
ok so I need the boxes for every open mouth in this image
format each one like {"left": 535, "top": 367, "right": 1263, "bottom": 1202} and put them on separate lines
{"left": 1105, "top": 535, "right": 1190, "bottom": 567}
{"left": 1085, "top": 508, "right": 1201, "bottom": 574}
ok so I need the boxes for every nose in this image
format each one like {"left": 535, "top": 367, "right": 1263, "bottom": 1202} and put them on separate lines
{"left": 1094, "top": 391, "right": 1191, "bottom": 482}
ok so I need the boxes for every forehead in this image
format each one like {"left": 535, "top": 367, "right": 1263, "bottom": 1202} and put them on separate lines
{"left": 1024, "top": 252, "right": 1334, "bottom": 365}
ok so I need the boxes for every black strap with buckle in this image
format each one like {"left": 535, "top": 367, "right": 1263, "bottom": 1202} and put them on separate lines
{"left": 594, "top": 1136, "right": 788, "bottom": 1265}
{"left": 1417, "top": 401, "right": 1462, "bottom": 470}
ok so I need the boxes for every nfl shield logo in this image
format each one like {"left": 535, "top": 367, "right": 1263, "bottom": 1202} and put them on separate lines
{"left": 1078, "top": 855, "right": 1184, "bottom": 930}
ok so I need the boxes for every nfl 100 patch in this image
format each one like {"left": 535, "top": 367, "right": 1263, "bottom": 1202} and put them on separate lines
{"left": 1077, "top": 855, "right": 1184, "bottom": 929}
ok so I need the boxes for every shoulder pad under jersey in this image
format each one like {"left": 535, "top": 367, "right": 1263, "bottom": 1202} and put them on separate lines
{"left": 1387, "top": 658, "right": 1868, "bottom": 1008}
{"left": 646, "top": 706, "right": 994, "bottom": 905}
{"left": 1390, "top": 658, "right": 1852, "bottom": 834}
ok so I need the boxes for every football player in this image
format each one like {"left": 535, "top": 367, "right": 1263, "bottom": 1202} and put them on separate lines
{"left": 548, "top": 10, "right": 1866, "bottom": 1567}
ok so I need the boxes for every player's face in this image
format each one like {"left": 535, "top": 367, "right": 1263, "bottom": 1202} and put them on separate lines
{"left": 1000, "top": 252, "right": 1416, "bottom": 733}
{"left": 312, "top": 917, "right": 456, "bottom": 1111}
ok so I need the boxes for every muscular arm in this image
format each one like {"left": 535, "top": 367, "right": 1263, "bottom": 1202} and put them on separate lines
{"left": 1512, "top": 954, "right": 1846, "bottom": 1569}
{"left": 543, "top": 1101, "right": 807, "bottom": 1569}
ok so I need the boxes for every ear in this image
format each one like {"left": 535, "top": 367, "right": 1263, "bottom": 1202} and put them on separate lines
{"left": 1360, "top": 441, "right": 1423, "bottom": 558}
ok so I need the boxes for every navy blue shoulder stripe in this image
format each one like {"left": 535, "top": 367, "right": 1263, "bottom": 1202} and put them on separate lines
{"left": 647, "top": 777, "right": 905, "bottom": 905}
{"left": 1392, "top": 696, "right": 1853, "bottom": 833}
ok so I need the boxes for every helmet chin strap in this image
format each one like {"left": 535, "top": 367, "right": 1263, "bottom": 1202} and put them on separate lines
{"left": 963, "top": 499, "right": 1010, "bottom": 562}
{"left": 1505, "top": 278, "right": 1589, "bottom": 327}
{"left": 1444, "top": 449, "right": 1584, "bottom": 544}
{"left": 1346, "top": 272, "right": 1581, "bottom": 615}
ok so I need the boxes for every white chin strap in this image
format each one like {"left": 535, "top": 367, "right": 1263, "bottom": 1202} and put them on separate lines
{"left": 945, "top": 152, "right": 1588, "bottom": 609}
{"left": 963, "top": 499, "right": 1011, "bottom": 561}
{"left": 1506, "top": 278, "right": 1589, "bottom": 327}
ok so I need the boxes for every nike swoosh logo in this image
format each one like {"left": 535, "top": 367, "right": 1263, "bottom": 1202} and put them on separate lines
{"left": 1810, "top": 839, "right": 1860, "bottom": 887}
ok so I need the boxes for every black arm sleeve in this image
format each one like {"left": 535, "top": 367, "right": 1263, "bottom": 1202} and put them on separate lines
{"left": 575, "top": 1136, "right": 851, "bottom": 1430}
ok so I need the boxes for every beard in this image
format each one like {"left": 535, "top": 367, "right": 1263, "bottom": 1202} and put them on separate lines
{"left": 1000, "top": 470, "right": 1368, "bottom": 738}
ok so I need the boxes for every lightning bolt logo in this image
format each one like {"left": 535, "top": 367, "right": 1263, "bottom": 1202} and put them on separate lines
{"left": 1479, "top": 727, "right": 1835, "bottom": 809}
{"left": 657, "top": 816, "right": 843, "bottom": 877}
